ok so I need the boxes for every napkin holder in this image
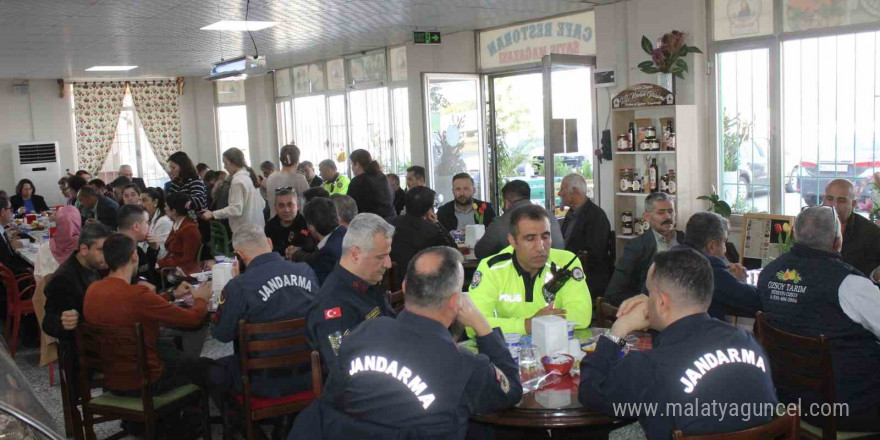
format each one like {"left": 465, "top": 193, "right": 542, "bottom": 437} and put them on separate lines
{"left": 532, "top": 315, "right": 567, "bottom": 358}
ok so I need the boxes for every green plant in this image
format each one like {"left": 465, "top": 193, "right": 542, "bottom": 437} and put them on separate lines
{"left": 638, "top": 31, "right": 702, "bottom": 79}
{"left": 697, "top": 188, "right": 732, "bottom": 218}
{"left": 722, "top": 110, "right": 752, "bottom": 173}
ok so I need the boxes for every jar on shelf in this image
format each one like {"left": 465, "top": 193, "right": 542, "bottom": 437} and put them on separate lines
{"left": 621, "top": 211, "right": 634, "bottom": 235}
{"left": 660, "top": 174, "right": 669, "bottom": 193}
{"left": 648, "top": 139, "right": 661, "bottom": 151}
{"left": 617, "top": 134, "right": 631, "bottom": 151}
{"left": 632, "top": 173, "right": 642, "bottom": 192}
{"left": 645, "top": 126, "right": 656, "bottom": 139}
{"left": 667, "top": 169, "right": 677, "bottom": 194}
{"left": 634, "top": 220, "right": 644, "bottom": 235}
{"left": 638, "top": 218, "right": 650, "bottom": 235}
{"left": 619, "top": 168, "right": 633, "bottom": 192}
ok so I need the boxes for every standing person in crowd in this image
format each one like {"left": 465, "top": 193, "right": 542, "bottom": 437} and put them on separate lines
{"left": 405, "top": 166, "right": 426, "bottom": 189}
{"left": 200, "top": 147, "right": 266, "bottom": 233}
{"left": 347, "top": 149, "right": 395, "bottom": 219}
{"left": 117, "top": 204, "right": 160, "bottom": 287}
{"left": 265, "top": 188, "right": 316, "bottom": 257}
{"left": 202, "top": 170, "right": 220, "bottom": 209}
{"left": 67, "top": 176, "right": 87, "bottom": 207}
{"left": 12, "top": 178, "right": 49, "bottom": 214}
{"left": 158, "top": 192, "right": 202, "bottom": 275}
{"left": 265, "top": 144, "right": 310, "bottom": 218}
{"left": 605, "top": 192, "right": 684, "bottom": 306}
{"left": 389, "top": 186, "right": 456, "bottom": 283}
{"left": 208, "top": 225, "right": 318, "bottom": 405}
{"left": 437, "top": 173, "right": 496, "bottom": 232}
{"left": 141, "top": 188, "right": 173, "bottom": 259}
{"left": 307, "top": 213, "right": 395, "bottom": 371}
{"left": 296, "top": 198, "right": 346, "bottom": 283}
{"left": 196, "top": 163, "right": 210, "bottom": 180}
{"left": 83, "top": 234, "right": 212, "bottom": 398}
{"left": 331, "top": 194, "right": 357, "bottom": 227}
{"left": 299, "top": 161, "right": 323, "bottom": 187}
{"left": 259, "top": 160, "right": 276, "bottom": 200}
{"left": 387, "top": 173, "right": 406, "bottom": 216}
{"left": 294, "top": 247, "right": 522, "bottom": 439}
{"left": 823, "top": 179, "right": 880, "bottom": 279}
{"left": 683, "top": 212, "right": 761, "bottom": 320}
{"left": 77, "top": 186, "right": 119, "bottom": 229}
{"left": 580, "top": 248, "right": 778, "bottom": 439}
{"left": 474, "top": 179, "right": 564, "bottom": 260}
{"left": 167, "top": 151, "right": 208, "bottom": 212}
{"left": 758, "top": 206, "right": 880, "bottom": 431}
{"left": 118, "top": 164, "right": 146, "bottom": 192}
{"left": 121, "top": 184, "right": 141, "bottom": 206}
{"left": 319, "top": 159, "right": 349, "bottom": 196}
{"left": 558, "top": 173, "right": 612, "bottom": 297}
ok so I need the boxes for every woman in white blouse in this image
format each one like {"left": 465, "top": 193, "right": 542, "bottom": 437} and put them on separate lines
{"left": 140, "top": 187, "right": 173, "bottom": 259}
{"left": 200, "top": 147, "right": 265, "bottom": 233}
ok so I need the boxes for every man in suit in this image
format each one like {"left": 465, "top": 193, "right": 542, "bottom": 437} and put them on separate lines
{"left": 119, "top": 164, "right": 147, "bottom": 193}
{"left": 436, "top": 173, "right": 496, "bottom": 232}
{"left": 605, "top": 192, "right": 684, "bottom": 306}
{"left": 558, "top": 173, "right": 612, "bottom": 297}
{"left": 473, "top": 180, "right": 564, "bottom": 260}
{"left": 823, "top": 179, "right": 880, "bottom": 280}
{"left": 389, "top": 186, "right": 456, "bottom": 283}
{"left": 297, "top": 197, "right": 347, "bottom": 284}
{"left": 77, "top": 186, "right": 120, "bottom": 229}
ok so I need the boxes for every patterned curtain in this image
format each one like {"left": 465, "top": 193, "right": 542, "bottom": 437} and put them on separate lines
{"left": 73, "top": 82, "right": 127, "bottom": 174}
{"left": 129, "top": 81, "right": 182, "bottom": 165}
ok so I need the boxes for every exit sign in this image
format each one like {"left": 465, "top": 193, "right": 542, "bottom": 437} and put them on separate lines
{"left": 414, "top": 31, "right": 441, "bottom": 44}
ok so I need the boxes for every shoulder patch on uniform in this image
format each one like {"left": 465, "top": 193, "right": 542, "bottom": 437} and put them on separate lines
{"left": 365, "top": 307, "right": 381, "bottom": 320}
{"left": 470, "top": 270, "right": 482, "bottom": 290}
{"left": 494, "top": 366, "right": 510, "bottom": 394}
{"left": 487, "top": 253, "right": 513, "bottom": 268}
{"left": 572, "top": 267, "right": 585, "bottom": 282}
{"left": 324, "top": 307, "right": 342, "bottom": 320}
{"left": 337, "top": 181, "right": 343, "bottom": 188}
{"left": 218, "top": 289, "right": 227, "bottom": 305}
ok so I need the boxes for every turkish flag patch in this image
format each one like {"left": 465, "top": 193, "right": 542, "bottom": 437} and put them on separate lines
{"left": 324, "top": 307, "right": 342, "bottom": 320}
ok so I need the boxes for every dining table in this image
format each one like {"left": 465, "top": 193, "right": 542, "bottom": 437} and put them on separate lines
{"left": 16, "top": 229, "right": 49, "bottom": 266}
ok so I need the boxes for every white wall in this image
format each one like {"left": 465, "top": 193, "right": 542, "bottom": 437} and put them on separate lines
{"left": 244, "top": 75, "right": 278, "bottom": 167}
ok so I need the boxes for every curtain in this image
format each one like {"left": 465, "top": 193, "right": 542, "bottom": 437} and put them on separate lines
{"left": 129, "top": 81, "right": 182, "bottom": 165}
{"left": 73, "top": 82, "right": 127, "bottom": 175}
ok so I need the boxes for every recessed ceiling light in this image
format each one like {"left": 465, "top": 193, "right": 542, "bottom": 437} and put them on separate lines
{"left": 201, "top": 20, "right": 279, "bottom": 31}
{"left": 85, "top": 66, "right": 138, "bottom": 71}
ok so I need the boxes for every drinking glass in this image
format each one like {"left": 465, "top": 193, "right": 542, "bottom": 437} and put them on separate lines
{"left": 519, "top": 344, "right": 539, "bottom": 381}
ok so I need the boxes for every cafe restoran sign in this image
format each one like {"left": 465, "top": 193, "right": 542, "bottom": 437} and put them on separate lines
{"left": 479, "top": 11, "right": 596, "bottom": 70}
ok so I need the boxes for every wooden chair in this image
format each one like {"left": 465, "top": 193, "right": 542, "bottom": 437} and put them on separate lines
{"left": 755, "top": 312, "right": 880, "bottom": 440}
{"left": 672, "top": 413, "right": 799, "bottom": 439}
{"left": 76, "top": 322, "right": 209, "bottom": 440}
{"left": 593, "top": 297, "right": 618, "bottom": 328}
{"left": 1, "top": 263, "right": 35, "bottom": 357}
{"left": 387, "top": 290, "right": 405, "bottom": 314}
{"left": 235, "top": 318, "right": 323, "bottom": 440}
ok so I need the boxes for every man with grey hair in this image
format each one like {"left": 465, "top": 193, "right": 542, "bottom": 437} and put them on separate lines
{"left": 605, "top": 192, "right": 684, "bottom": 306}
{"left": 558, "top": 173, "right": 612, "bottom": 296}
{"left": 307, "top": 213, "right": 396, "bottom": 371}
{"left": 118, "top": 164, "right": 146, "bottom": 192}
{"left": 758, "top": 206, "right": 880, "bottom": 431}
{"left": 209, "top": 223, "right": 318, "bottom": 404}
{"left": 331, "top": 193, "right": 358, "bottom": 227}
{"left": 297, "top": 246, "right": 522, "bottom": 438}
{"left": 823, "top": 178, "right": 880, "bottom": 279}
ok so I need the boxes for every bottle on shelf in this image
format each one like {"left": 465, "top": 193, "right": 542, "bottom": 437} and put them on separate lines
{"left": 648, "top": 158, "right": 659, "bottom": 193}
{"left": 628, "top": 122, "right": 637, "bottom": 150}
{"left": 665, "top": 120, "right": 676, "bottom": 151}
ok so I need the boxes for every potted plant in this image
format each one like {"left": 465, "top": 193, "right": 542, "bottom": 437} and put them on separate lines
{"left": 697, "top": 187, "right": 732, "bottom": 219}
{"left": 721, "top": 110, "right": 751, "bottom": 203}
{"left": 638, "top": 30, "right": 702, "bottom": 94}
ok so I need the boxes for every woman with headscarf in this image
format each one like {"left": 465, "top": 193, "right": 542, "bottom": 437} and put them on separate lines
{"left": 32, "top": 206, "right": 82, "bottom": 369}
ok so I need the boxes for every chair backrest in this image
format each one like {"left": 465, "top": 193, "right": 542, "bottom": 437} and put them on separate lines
{"left": 755, "top": 312, "right": 836, "bottom": 438}
{"left": 672, "top": 413, "right": 799, "bottom": 440}
{"left": 237, "top": 317, "right": 322, "bottom": 398}
{"left": 593, "top": 297, "right": 618, "bottom": 328}
{"left": 387, "top": 290, "right": 405, "bottom": 314}
{"left": 0, "top": 263, "right": 33, "bottom": 309}
{"left": 76, "top": 322, "right": 155, "bottom": 413}
{"left": 209, "top": 221, "right": 231, "bottom": 257}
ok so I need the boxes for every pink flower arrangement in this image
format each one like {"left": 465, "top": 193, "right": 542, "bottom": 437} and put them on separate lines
{"left": 639, "top": 30, "right": 702, "bottom": 79}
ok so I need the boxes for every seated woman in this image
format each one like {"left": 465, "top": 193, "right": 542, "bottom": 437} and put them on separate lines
{"left": 11, "top": 178, "right": 49, "bottom": 215}
{"left": 157, "top": 192, "right": 202, "bottom": 275}
{"left": 141, "top": 188, "right": 173, "bottom": 259}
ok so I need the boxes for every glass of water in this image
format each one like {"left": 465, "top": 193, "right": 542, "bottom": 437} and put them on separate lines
{"left": 519, "top": 344, "right": 539, "bottom": 381}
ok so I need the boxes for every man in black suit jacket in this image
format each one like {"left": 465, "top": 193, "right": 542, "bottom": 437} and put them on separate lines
{"left": 605, "top": 192, "right": 684, "bottom": 306}
{"left": 436, "top": 173, "right": 496, "bottom": 232}
{"left": 77, "top": 186, "right": 120, "bottom": 229}
{"left": 559, "top": 174, "right": 612, "bottom": 297}
{"left": 119, "top": 164, "right": 147, "bottom": 192}
{"left": 296, "top": 197, "right": 347, "bottom": 284}
{"left": 824, "top": 179, "right": 880, "bottom": 280}
{"left": 389, "top": 186, "right": 456, "bottom": 285}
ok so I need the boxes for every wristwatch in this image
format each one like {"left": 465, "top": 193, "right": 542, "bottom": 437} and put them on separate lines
{"left": 604, "top": 333, "right": 628, "bottom": 348}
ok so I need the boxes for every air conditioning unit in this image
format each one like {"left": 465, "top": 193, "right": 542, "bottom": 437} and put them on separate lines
{"left": 13, "top": 141, "right": 63, "bottom": 207}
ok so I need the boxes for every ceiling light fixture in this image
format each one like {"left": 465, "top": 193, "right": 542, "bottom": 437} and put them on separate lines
{"left": 201, "top": 20, "right": 278, "bottom": 31}
{"left": 85, "top": 66, "right": 138, "bottom": 71}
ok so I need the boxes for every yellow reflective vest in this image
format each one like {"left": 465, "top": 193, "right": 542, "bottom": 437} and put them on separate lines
{"left": 323, "top": 174, "right": 350, "bottom": 196}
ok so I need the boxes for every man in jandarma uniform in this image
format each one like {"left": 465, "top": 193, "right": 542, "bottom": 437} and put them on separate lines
{"left": 468, "top": 204, "right": 592, "bottom": 336}
{"left": 290, "top": 246, "right": 522, "bottom": 439}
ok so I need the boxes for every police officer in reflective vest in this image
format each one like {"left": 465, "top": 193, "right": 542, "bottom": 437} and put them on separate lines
{"left": 319, "top": 159, "right": 350, "bottom": 196}
{"left": 468, "top": 204, "right": 592, "bottom": 336}
{"left": 579, "top": 249, "right": 778, "bottom": 439}
{"left": 208, "top": 224, "right": 318, "bottom": 402}
{"left": 307, "top": 213, "right": 396, "bottom": 372}
{"left": 291, "top": 246, "right": 522, "bottom": 439}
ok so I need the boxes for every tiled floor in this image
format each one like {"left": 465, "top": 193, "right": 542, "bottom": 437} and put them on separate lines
{"left": 12, "top": 336, "right": 645, "bottom": 440}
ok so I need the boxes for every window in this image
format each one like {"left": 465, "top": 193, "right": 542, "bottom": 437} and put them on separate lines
{"left": 327, "top": 94, "right": 348, "bottom": 172}
{"left": 96, "top": 91, "right": 169, "bottom": 188}
{"left": 348, "top": 87, "right": 392, "bottom": 171}
{"left": 294, "top": 95, "right": 328, "bottom": 165}
{"left": 782, "top": 31, "right": 880, "bottom": 217}
{"left": 391, "top": 87, "right": 411, "bottom": 175}
{"left": 215, "top": 81, "right": 250, "bottom": 165}
{"left": 276, "top": 99, "right": 294, "bottom": 146}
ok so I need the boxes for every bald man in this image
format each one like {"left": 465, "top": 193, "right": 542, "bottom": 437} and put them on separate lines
{"left": 823, "top": 179, "right": 880, "bottom": 281}
{"left": 558, "top": 173, "right": 612, "bottom": 296}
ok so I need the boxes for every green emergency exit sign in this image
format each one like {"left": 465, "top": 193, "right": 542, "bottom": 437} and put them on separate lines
{"left": 414, "top": 31, "right": 441, "bottom": 44}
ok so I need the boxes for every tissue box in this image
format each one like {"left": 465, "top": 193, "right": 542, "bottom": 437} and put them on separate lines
{"left": 465, "top": 224, "right": 485, "bottom": 248}
{"left": 532, "top": 315, "right": 568, "bottom": 358}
